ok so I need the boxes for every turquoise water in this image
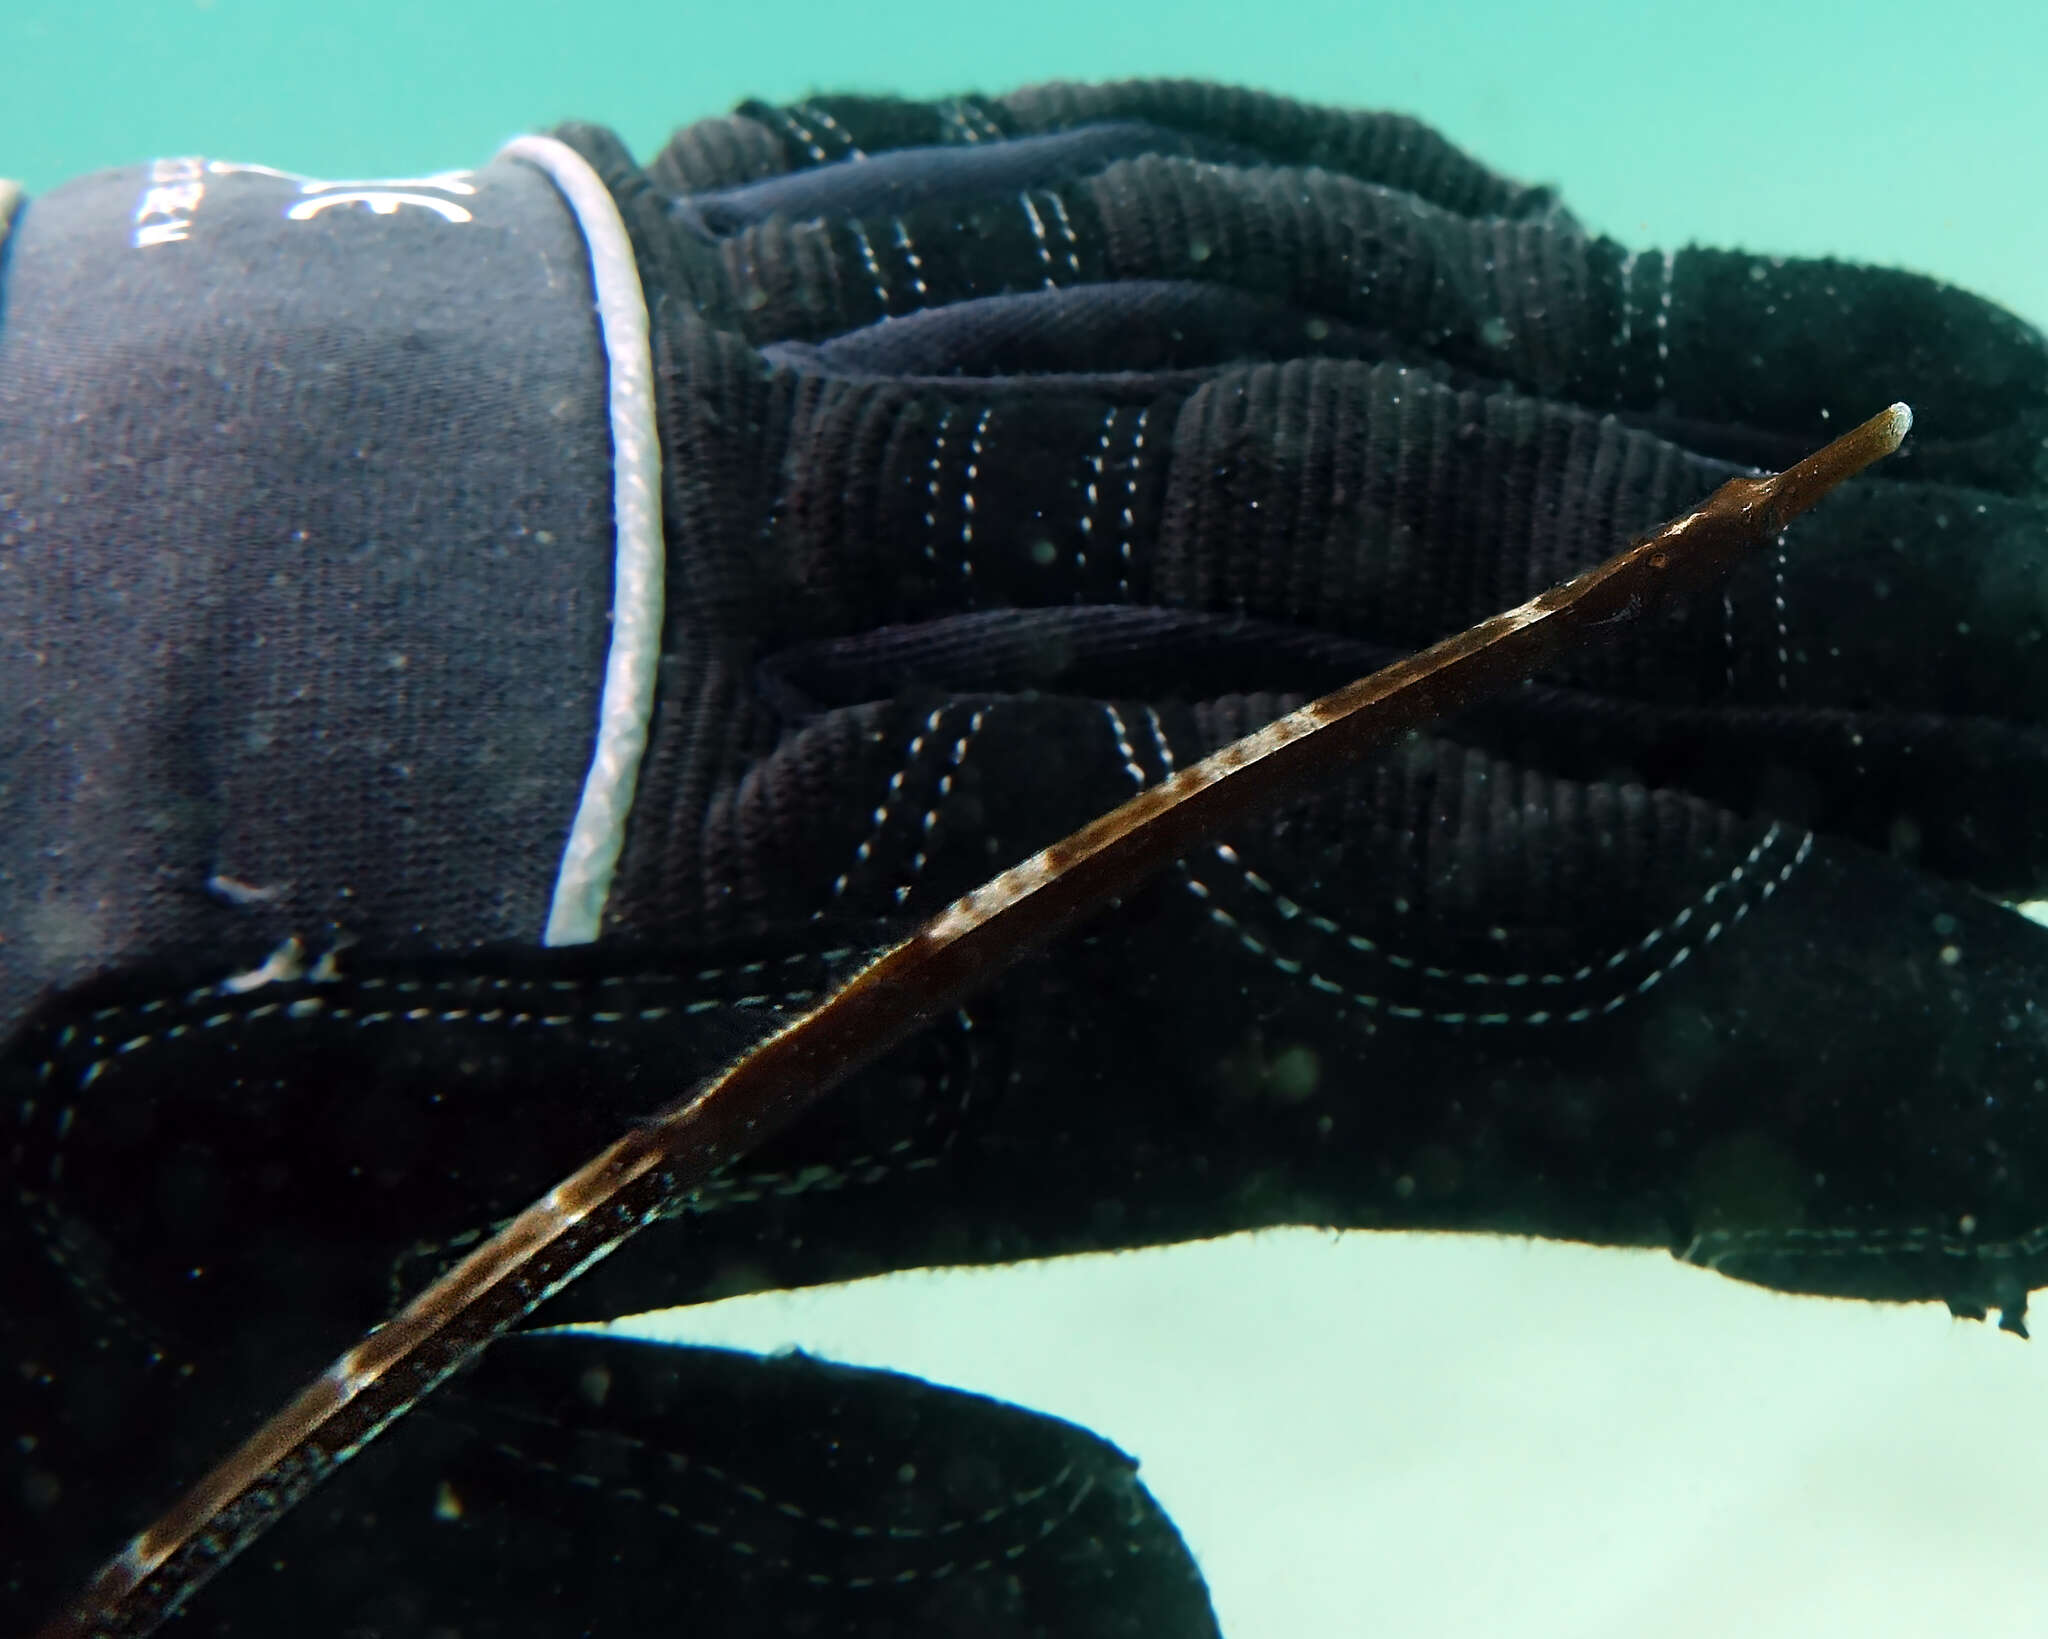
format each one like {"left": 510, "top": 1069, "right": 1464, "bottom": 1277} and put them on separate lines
{"left": 9, "top": 3, "right": 2048, "bottom": 1634}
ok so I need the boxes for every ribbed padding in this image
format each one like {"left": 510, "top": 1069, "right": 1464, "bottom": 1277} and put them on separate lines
{"left": 631, "top": 82, "right": 2048, "bottom": 483}
{"left": 616, "top": 663, "right": 1775, "bottom": 980}
{"left": 647, "top": 110, "right": 793, "bottom": 193}
{"left": 723, "top": 179, "right": 1110, "bottom": 346}
{"left": 632, "top": 95, "right": 2048, "bottom": 488}
{"left": 607, "top": 645, "right": 777, "bottom": 941}
{"left": 719, "top": 215, "right": 845, "bottom": 341}
{"left": 1464, "top": 215, "right": 1603, "bottom": 398}
{"left": 652, "top": 312, "right": 792, "bottom": 630}
{"left": 1157, "top": 359, "right": 1714, "bottom": 694}
{"left": 764, "top": 371, "right": 929, "bottom": 629}
{"left": 1085, "top": 157, "right": 1477, "bottom": 346}
{"left": 693, "top": 700, "right": 895, "bottom": 930}
{"left": 609, "top": 86, "right": 2048, "bottom": 926}
{"left": 999, "top": 78, "right": 1566, "bottom": 222}
{"left": 757, "top": 377, "right": 1176, "bottom": 635}
{"left": 1662, "top": 247, "right": 2048, "bottom": 460}
{"left": 1184, "top": 696, "right": 1753, "bottom": 942}
{"left": 1082, "top": 156, "right": 1613, "bottom": 398}
{"left": 747, "top": 93, "right": 962, "bottom": 158}
{"left": 671, "top": 79, "right": 1567, "bottom": 225}
{"left": 552, "top": 120, "right": 741, "bottom": 323}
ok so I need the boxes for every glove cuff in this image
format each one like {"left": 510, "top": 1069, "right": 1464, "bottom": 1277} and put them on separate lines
{"left": 0, "top": 152, "right": 622, "bottom": 1039}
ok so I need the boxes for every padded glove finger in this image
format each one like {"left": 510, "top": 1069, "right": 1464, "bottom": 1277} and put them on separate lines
{"left": 647, "top": 77, "right": 1565, "bottom": 223}
{"left": 573, "top": 94, "right": 2046, "bottom": 494}
{"left": 556, "top": 87, "right": 2048, "bottom": 913}
{"left": 636, "top": 311, "right": 2048, "bottom": 899}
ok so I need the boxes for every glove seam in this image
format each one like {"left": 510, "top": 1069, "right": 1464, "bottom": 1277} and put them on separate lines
{"left": 500, "top": 134, "right": 667, "bottom": 946}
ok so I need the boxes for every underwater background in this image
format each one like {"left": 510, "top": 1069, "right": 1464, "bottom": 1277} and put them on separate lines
{"left": 5, "top": 1, "right": 2048, "bottom": 1632}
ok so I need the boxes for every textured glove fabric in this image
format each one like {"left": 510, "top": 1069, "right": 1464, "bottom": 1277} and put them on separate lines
{"left": 9, "top": 79, "right": 2048, "bottom": 1637}
{"left": 0, "top": 155, "right": 619, "bottom": 1048}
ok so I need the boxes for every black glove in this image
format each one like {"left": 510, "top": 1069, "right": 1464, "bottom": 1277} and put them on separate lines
{"left": 553, "top": 76, "right": 2048, "bottom": 1320}
{"left": 9, "top": 79, "right": 2048, "bottom": 1638}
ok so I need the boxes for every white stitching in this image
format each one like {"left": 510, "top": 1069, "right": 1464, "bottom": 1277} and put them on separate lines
{"left": 394, "top": 1006, "right": 982, "bottom": 1298}
{"left": 1043, "top": 190, "right": 1083, "bottom": 280}
{"left": 22, "top": 951, "right": 863, "bottom": 1140}
{"left": 772, "top": 105, "right": 830, "bottom": 165}
{"left": 1102, "top": 704, "right": 1147, "bottom": 790}
{"left": 939, "top": 102, "right": 983, "bottom": 145}
{"left": 1722, "top": 587, "right": 1737, "bottom": 694}
{"left": 958, "top": 407, "right": 993, "bottom": 603}
{"left": 1018, "top": 192, "right": 1060, "bottom": 289}
{"left": 920, "top": 405, "right": 956, "bottom": 566}
{"left": 1130, "top": 706, "right": 1813, "bottom": 1026}
{"left": 1685, "top": 1218, "right": 2048, "bottom": 1272}
{"left": 796, "top": 101, "right": 865, "bottom": 159}
{"left": 480, "top": 1408, "right": 1092, "bottom": 1587}
{"left": 1117, "top": 407, "right": 1149, "bottom": 602}
{"left": 847, "top": 219, "right": 890, "bottom": 311}
{"left": 1077, "top": 407, "right": 1115, "bottom": 580}
{"left": 677, "top": 1006, "right": 981, "bottom": 1216}
{"left": 17, "top": 948, "right": 924, "bottom": 1319}
{"left": 1207, "top": 827, "right": 1793, "bottom": 990}
{"left": 831, "top": 707, "right": 986, "bottom": 904}
{"left": 889, "top": 218, "right": 929, "bottom": 301}
{"left": 955, "top": 99, "right": 1004, "bottom": 142}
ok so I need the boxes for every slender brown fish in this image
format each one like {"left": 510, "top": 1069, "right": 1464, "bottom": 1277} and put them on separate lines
{"left": 43, "top": 401, "right": 1914, "bottom": 1638}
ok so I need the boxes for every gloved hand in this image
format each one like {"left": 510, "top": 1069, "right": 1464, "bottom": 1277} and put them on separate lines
{"left": 553, "top": 76, "right": 2048, "bottom": 1317}
{"left": 9, "top": 78, "right": 2048, "bottom": 1639}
